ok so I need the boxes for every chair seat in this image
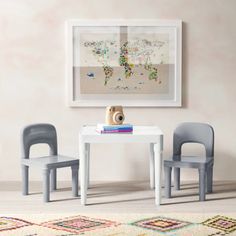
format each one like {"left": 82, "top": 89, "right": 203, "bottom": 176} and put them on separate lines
{"left": 22, "top": 155, "right": 79, "bottom": 169}
{"left": 164, "top": 156, "right": 213, "bottom": 169}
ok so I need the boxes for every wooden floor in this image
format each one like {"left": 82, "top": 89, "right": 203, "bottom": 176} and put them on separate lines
{"left": 1, "top": 181, "right": 236, "bottom": 214}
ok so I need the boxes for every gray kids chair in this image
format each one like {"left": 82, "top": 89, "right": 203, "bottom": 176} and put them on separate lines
{"left": 21, "top": 123, "right": 79, "bottom": 202}
{"left": 164, "top": 122, "right": 214, "bottom": 201}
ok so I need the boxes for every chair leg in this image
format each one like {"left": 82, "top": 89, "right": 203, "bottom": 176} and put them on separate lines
{"left": 164, "top": 166, "right": 172, "bottom": 198}
{"left": 174, "top": 168, "right": 180, "bottom": 190}
{"left": 22, "top": 165, "right": 29, "bottom": 195}
{"left": 43, "top": 169, "right": 50, "bottom": 202}
{"left": 206, "top": 166, "right": 213, "bottom": 194}
{"left": 199, "top": 167, "right": 206, "bottom": 201}
{"left": 50, "top": 168, "right": 57, "bottom": 191}
{"left": 71, "top": 165, "right": 79, "bottom": 197}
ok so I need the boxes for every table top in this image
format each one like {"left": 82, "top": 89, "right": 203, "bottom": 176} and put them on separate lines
{"left": 79, "top": 125, "right": 163, "bottom": 144}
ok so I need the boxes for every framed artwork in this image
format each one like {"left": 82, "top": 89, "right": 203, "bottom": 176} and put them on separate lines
{"left": 66, "top": 19, "right": 182, "bottom": 107}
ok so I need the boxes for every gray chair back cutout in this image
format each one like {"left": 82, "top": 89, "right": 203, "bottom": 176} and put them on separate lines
{"left": 21, "top": 123, "right": 58, "bottom": 158}
{"left": 173, "top": 122, "right": 214, "bottom": 158}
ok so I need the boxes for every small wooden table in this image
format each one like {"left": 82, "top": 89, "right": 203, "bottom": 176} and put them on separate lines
{"left": 79, "top": 126, "right": 164, "bottom": 205}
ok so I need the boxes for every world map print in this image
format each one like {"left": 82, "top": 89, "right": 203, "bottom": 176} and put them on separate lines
{"left": 73, "top": 26, "right": 175, "bottom": 94}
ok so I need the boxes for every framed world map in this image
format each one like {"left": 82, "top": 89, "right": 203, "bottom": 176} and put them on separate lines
{"left": 66, "top": 19, "right": 182, "bottom": 107}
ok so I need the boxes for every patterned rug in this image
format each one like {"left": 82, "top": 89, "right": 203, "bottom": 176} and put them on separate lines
{"left": 0, "top": 213, "right": 236, "bottom": 236}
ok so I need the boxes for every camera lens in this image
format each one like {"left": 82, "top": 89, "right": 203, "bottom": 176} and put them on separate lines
{"left": 118, "top": 116, "right": 123, "bottom": 121}
{"left": 113, "top": 111, "right": 125, "bottom": 124}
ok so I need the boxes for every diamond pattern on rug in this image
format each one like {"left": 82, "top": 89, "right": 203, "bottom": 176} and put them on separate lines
{"left": 130, "top": 216, "right": 192, "bottom": 232}
{"left": 203, "top": 215, "right": 236, "bottom": 234}
{"left": 0, "top": 217, "right": 32, "bottom": 232}
{"left": 41, "top": 215, "right": 120, "bottom": 234}
{"left": 0, "top": 224, "right": 81, "bottom": 236}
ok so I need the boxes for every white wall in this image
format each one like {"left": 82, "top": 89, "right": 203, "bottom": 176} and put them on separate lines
{"left": 0, "top": 0, "right": 236, "bottom": 181}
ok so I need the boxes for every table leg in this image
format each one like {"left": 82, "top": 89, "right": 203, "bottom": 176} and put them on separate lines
{"left": 154, "top": 141, "right": 163, "bottom": 206}
{"left": 86, "top": 143, "right": 90, "bottom": 188}
{"left": 79, "top": 139, "right": 87, "bottom": 205}
{"left": 149, "top": 143, "right": 155, "bottom": 189}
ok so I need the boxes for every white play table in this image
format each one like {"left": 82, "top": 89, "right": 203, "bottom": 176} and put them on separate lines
{"left": 79, "top": 126, "right": 164, "bottom": 205}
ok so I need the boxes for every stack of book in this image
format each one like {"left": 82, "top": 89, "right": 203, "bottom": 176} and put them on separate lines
{"left": 96, "top": 124, "right": 133, "bottom": 134}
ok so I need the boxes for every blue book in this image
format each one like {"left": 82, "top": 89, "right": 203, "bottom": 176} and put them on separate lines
{"left": 97, "top": 124, "right": 133, "bottom": 131}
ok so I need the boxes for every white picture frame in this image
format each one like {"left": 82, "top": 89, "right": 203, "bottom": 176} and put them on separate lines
{"left": 66, "top": 19, "right": 182, "bottom": 107}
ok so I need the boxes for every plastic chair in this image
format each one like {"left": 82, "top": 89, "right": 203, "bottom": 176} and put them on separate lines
{"left": 21, "top": 123, "right": 79, "bottom": 202}
{"left": 164, "top": 122, "right": 214, "bottom": 201}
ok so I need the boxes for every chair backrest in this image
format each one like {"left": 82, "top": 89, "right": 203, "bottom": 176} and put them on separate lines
{"left": 173, "top": 122, "right": 214, "bottom": 157}
{"left": 21, "top": 123, "right": 58, "bottom": 159}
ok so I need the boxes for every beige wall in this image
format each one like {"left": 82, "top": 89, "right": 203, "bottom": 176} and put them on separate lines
{"left": 0, "top": 0, "right": 236, "bottom": 181}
